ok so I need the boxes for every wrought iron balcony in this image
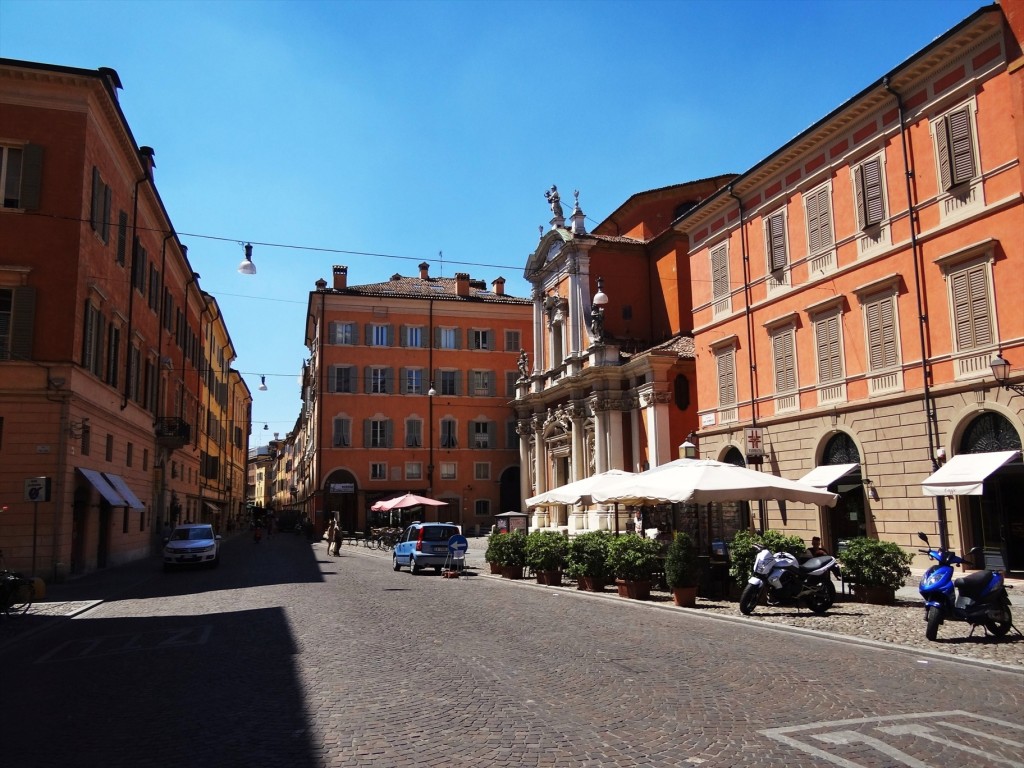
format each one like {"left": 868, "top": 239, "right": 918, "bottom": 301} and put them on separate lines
{"left": 155, "top": 417, "right": 191, "bottom": 448}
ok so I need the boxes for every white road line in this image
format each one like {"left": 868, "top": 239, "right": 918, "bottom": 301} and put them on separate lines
{"left": 876, "top": 724, "right": 1024, "bottom": 767}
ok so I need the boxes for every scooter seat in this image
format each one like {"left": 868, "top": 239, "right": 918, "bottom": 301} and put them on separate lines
{"left": 954, "top": 569, "right": 996, "bottom": 599}
{"left": 800, "top": 555, "right": 833, "bottom": 573}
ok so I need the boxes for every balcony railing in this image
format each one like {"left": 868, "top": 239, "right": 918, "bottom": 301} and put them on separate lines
{"left": 155, "top": 417, "right": 191, "bottom": 448}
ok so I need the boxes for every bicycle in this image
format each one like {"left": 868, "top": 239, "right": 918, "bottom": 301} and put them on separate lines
{"left": 1, "top": 570, "right": 35, "bottom": 617}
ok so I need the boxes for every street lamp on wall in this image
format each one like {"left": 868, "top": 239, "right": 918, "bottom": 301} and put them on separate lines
{"left": 991, "top": 353, "right": 1024, "bottom": 395}
{"left": 680, "top": 431, "right": 698, "bottom": 459}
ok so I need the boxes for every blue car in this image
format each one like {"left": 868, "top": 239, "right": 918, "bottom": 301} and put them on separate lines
{"left": 393, "top": 522, "right": 464, "bottom": 574}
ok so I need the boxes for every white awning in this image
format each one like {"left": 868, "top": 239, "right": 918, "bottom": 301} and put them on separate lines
{"left": 78, "top": 467, "right": 127, "bottom": 507}
{"left": 921, "top": 450, "right": 1020, "bottom": 497}
{"left": 797, "top": 463, "right": 859, "bottom": 489}
{"left": 102, "top": 473, "right": 145, "bottom": 509}
{"left": 204, "top": 501, "right": 222, "bottom": 514}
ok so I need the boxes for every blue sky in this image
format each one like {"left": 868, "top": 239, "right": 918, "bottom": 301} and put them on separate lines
{"left": 0, "top": 0, "right": 985, "bottom": 440}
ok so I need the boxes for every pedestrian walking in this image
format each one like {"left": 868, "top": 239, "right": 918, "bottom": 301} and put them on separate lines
{"left": 325, "top": 520, "right": 338, "bottom": 555}
{"left": 332, "top": 524, "right": 343, "bottom": 556}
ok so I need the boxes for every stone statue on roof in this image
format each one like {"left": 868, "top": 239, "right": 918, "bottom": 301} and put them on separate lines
{"left": 544, "top": 185, "right": 563, "bottom": 219}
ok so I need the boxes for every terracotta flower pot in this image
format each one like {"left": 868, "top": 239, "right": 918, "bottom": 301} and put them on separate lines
{"left": 501, "top": 565, "right": 523, "bottom": 580}
{"left": 852, "top": 584, "right": 896, "bottom": 605}
{"left": 489, "top": 562, "right": 502, "bottom": 574}
{"left": 576, "top": 576, "right": 606, "bottom": 592}
{"left": 536, "top": 569, "right": 562, "bottom": 586}
{"left": 671, "top": 586, "right": 698, "bottom": 607}
{"left": 615, "top": 578, "right": 651, "bottom": 600}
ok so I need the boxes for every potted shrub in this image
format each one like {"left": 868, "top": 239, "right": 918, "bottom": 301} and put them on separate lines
{"left": 494, "top": 530, "right": 527, "bottom": 579}
{"left": 664, "top": 531, "right": 699, "bottom": 607}
{"left": 565, "top": 530, "right": 612, "bottom": 591}
{"left": 484, "top": 534, "right": 504, "bottom": 574}
{"left": 525, "top": 530, "right": 568, "bottom": 586}
{"left": 606, "top": 534, "right": 662, "bottom": 600}
{"left": 838, "top": 536, "right": 912, "bottom": 605}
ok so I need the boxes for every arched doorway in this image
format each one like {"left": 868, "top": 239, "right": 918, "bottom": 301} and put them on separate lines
{"left": 324, "top": 469, "right": 359, "bottom": 533}
{"left": 499, "top": 466, "right": 521, "bottom": 514}
{"left": 820, "top": 432, "right": 865, "bottom": 554}
{"left": 958, "top": 413, "right": 1023, "bottom": 573}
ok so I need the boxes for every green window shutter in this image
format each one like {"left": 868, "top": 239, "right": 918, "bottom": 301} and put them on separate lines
{"left": 454, "top": 328, "right": 462, "bottom": 350}
{"left": 385, "top": 420, "right": 394, "bottom": 448}
{"left": 385, "top": 367, "right": 394, "bottom": 394}
{"left": 364, "top": 324, "right": 372, "bottom": 346}
{"left": 362, "top": 419, "right": 370, "bottom": 448}
{"left": 10, "top": 286, "right": 36, "bottom": 361}
{"left": 19, "top": 144, "right": 43, "bottom": 210}
{"left": 488, "top": 371, "right": 496, "bottom": 397}
{"left": 364, "top": 367, "right": 372, "bottom": 393}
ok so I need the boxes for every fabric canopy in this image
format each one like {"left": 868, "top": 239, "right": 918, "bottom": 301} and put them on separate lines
{"left": 103, "top": 472, "right": 145, "bottom": 509}
{"left": 78, "top": 467, "right": 127, "bottom": 507}
{"left": 591, "top": 457, "right": 839, "bottom": 507}
{"left": 525, "top": 469, "right": 636, "bottom": 508}
{"left": 371, "top": 493, "right": 448, "bottom": 512}
{"left": 797, "top": 463, "right": 859, "bottom": 489}
{"left": 921, "top": 450, "right": 1019, "bottom": 496}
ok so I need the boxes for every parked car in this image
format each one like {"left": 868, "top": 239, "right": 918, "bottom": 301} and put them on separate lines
{"left": 163, "top": 524, "right": 221, "bottom": 571}
{"left": 392, "top": 522, "right": 464, "bottom": 574}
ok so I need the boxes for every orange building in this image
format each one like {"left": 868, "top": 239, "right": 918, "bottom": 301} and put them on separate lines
{"left": 515, "top": 182, "right": 731, "bottom": 536}
{"left": 677, "top": 5, "right": 1024, "bottom": 572}
{"left": 301, "top": 263, "right": 531, "bottom": 535}
{"left": 0, "top": 59, "right": 250, "bottom": 578}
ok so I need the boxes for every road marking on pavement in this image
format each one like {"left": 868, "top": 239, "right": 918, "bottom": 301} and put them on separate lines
{"left": 35, "top": 625, "right": 212, "bottom": 663}
{"left": 761, "top": 711, "right": 1023, "bottom": 768}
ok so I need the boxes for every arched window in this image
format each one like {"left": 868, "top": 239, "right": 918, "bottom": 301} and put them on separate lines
{"left": 822, "top": 432, "right": 860, "bottom": 465}
{"left": 959, "top": 413, "right": 1022, "bottom": 454}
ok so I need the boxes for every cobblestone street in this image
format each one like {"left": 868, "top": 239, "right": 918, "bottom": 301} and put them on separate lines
{"left": 2, "top": 532, "right": 1021, "bottom": 767}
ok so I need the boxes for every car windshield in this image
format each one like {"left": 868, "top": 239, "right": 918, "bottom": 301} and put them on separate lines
{"left": 171, "top": 527, "right": 213, "bottom": 541}
{"left": 421, "top": 526, "right": 459, "bottom": 542}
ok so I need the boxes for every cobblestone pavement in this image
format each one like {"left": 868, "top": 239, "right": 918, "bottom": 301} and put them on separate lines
{"left": 2, "top": 532, "right": 1021, "bottom": 768}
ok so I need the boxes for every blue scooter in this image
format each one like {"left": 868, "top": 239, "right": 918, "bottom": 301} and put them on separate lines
{"left": 917, "top": 531, "right": 1016, "bottom": 642}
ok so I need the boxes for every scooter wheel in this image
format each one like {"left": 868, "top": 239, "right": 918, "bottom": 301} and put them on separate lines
{"left": 986, "top": 610, "right": 1012, "bottom": 638}
{"left": 739, "top": 584, "right": 761, "bottom": 615}
{"left": 926, "top": 606, "right": 942, "bottom": 641}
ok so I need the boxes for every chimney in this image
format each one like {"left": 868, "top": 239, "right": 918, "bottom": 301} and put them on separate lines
{"left": 139, "top": 146, "right": 156, "bottom": 181}
{"left": 455, "top": 272, "right": 470, "bottom": 297}
{"left": 491, "top": 277, "right": 505, "bottom": 296}
{"left": 419, "top": 262, "right": 430, "bottom": 280}
{"left": 333, "top": 265, "right": 348, "bottom": 290}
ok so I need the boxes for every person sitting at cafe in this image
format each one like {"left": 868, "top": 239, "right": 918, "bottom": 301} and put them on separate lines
{"left": 806, "top": 537, "right": 828, "bottom": 558}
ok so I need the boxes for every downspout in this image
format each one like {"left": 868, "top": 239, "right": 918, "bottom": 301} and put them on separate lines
{"left": 884, "top": 77, "right": 948, "bottom": 549}
{"left": 121, "top": 170, "right": 149, "bottom": 410}
{"left": 427, "top": 296, "right": 435, "bottom": 497}
{"left": 317, "top": 290, "right": 325, "bottom": 529}
{"left": 728, "top": 184, "right": 765, "bottom": 532}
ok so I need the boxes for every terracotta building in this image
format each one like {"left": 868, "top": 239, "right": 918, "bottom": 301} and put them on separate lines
{"left": 676, "top": 4, "right": 1023, "bottom": 572}
{"left": 300, "top": 263, "right": 531, "bottom": 535}
{"left": 514, "top": 181, "right": 732, "bottom": 537}
{"left": 0, "top": 59, "right": 251, "bottom": 578}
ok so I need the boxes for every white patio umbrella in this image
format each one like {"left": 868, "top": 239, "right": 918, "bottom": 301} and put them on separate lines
{"left": 525, "top": 469, "right": 636, "bottom": 508}
{"left": 590, "top": 458, "right": 839, "bottom": 507}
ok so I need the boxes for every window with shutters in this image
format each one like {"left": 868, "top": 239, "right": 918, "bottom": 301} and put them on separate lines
{"left": 861, "top": 291, "right": 903, "bottom": 395}
{"left": 764, "top": 210, "right": 790, "bottom": 295}
{"left": 90, "top": 167, "right": 112, "bottom": 244}
{"left": 330, "top": 365, "right": 356, "bottom": 393}
{"left": 474, "top": 462, "right": 490, "bottom": 480}
{"left": 370, "top": 462, "right": 387, "bottom": 480}
{"left": 403, "top": 367, "right": 423, "bottom": 395}
{"left": 105, "top": 323, "right": 120, "bottom": 388}
{"left": 853, "top": 155, "right": 886, "bottom": 230}
{"left": 405, "top": 417, "right": 423, "bottom": 448}
{"left": 945, "top": 257, "right": 996, "bottom": 379}
{"left": 932, "top": 100, "right": 983, "bottom": 222}
{"left": 475, "top": 499, "right": 491, "bottom": 516}
{"left": 367, "top": 418, "right": 391, "bottom": 449}
{"left": 470, "top": 329, "right": 492, "bottom": 350}
{"left": 505, "top": 330, "right": 520, "bottom": 352}
{"left": 403, "top": 325, "right": 425, "bottom": 348}
{"left": 770, "top": 326, "right": 798, "bottom": 412}
{"left": 369, "top": 366, "right": 390, "bottom": 394}
{"left": 439, "top": 369, "right": 459, "bottom": 396}
{"left": 715, "top": 346, "right": 737, "bottom": 423}
{"left": 710, "top": 242, "right": 731, "bottom": 317}
{"left": 330, "top": 322, "right": 357, "bottom": 345}
{"left": 440, "top": 418, "right": 458, "bottom": 448}
{"left": 505, "top": 370, "right": 518, "bottom": 397}
{"left": 332, "top": 416, "right": 351, "bottom": 447}
{"left": 369, "top": 324, "right": 390, "bottom": 347}
{"left": 812, "top": 309, "right": 846, "bottom": 404}
{"left": 438, "top": 327, "right": 458, "bottom": 349}
{"left": 471, "top": 370, "right": 494, "bottom": 396}
{"left": 405, "top": 462, "right": 423, "bottom": 481}
{"left": 440, "top": 462, "right": 456, "bottom": 480}
{"left": 0, "top": 286, "right": 37, "bottom": 362}
{"left": 1, "top": 144, "right": 42, "bottom": 210}
{"left": 471, "top": 420, "right": 493, "bottom": 449}
{"left": 804, "top": 183, "right": 835, "bottom": 274}
{"left": 82, "top": 300, "right": 104, "bottom": 377}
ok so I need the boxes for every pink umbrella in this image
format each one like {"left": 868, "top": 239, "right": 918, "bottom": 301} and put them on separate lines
{"left": 371, "top": 493, "right": 448, "bottom": 512}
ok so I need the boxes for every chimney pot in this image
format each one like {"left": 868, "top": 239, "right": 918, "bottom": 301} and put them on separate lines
{"left": 455, "top": 272, "right": 470, "bottom": 297}
{"left": 492, "top": 277, "right": 505, "bottom": 296}
{"left": 333, "top": 265, "right": 348, "bottom": 290}
{"left": 419, "top": 262, "right": 430, "bottom": 280}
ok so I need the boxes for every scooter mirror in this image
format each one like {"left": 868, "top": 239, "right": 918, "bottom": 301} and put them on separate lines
{"left": 917, "top": 531, "right": 929, "bottom": 544}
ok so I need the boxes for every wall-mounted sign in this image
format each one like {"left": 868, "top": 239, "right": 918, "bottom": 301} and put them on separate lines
{"left": 24, "top": 476, "right": 52, "bottom": 502}
{"left": 329, "top": 483, "right": 354, "bottom": 494}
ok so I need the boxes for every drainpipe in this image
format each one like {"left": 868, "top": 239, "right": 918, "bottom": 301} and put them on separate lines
{"left": 884, "top": 77, "right": 948, "bottom": 549}
{"left": 427, "top": 296, "right": 435, "bottom": 497}
{"left": 728, "top": 184, "right": 766, "bottom": 532}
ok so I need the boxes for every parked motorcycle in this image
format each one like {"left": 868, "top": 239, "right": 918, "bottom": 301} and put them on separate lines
{"left": 916, "top": 531, "right": 1015, "bottom": 641}
{"left": 739, "top": 544, "right": 840, "bottom": 615}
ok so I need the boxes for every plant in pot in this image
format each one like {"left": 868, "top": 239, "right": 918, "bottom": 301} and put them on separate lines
{"left": 493, "top": 530, "right": 527, "bottom": 579}
{"left": 838, "top": 536, "right": 912, "bottom": 605}
{"left": 525, "top": 529, "right": 568, "bottom": 586}
{"left": 664, "top": 531, "right": 699, "bottom": 607}
{"left": 565, "top": 530, "right": 612, "bottom": 591}
{"left": 606, "top": 534, "right": 662, "bottom": 600}
{"left": 484, "top": 533, "right": 505, "bottom": 574}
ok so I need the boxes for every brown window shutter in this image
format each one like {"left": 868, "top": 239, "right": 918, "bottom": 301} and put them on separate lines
{"left": 947, "top": 108, "right": 975, "bottom": 187}
{"left": 19, "top": 144, "right": 43, "bottom": 210}
{"left": 10, "top": 286, "right": 36, "bottom": 361}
